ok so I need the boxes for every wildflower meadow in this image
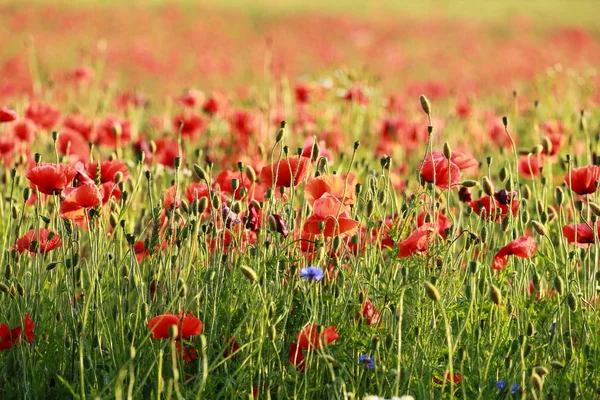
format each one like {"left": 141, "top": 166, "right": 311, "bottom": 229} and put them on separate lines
{"left": 1, "top": 0, "right": 600, "bottom": 398}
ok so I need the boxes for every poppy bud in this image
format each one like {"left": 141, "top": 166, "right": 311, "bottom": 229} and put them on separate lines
{"left": 354, "top": 140, "right": 360, "bottom": 150}
{"left": 377, "top": 189, "right": 386, "bottom": 205}
{"left": 531, "top": 373, "right": 543, "bottom": 392}
{"left": 481, "top": 226, "right": 488, "bottom": 242}
{"left": 542, "top": 137, "right": 552, "bottom": 155}
{"left": 419, "top": 94, "right": 431, "bottom": 115}
{"left": 569, "top": 382, "right": 577, "bottom": 399}
{"left": 567, "top": 293, "right": 577, "bottom": 312}
{"left": 502, "top": 215, "right": 510, "bottom": 232}
{"left": 497, "top": 168, "right": 507, "bottom": 183}
{"left": 552, "top": 187, "right": 563, "bottom": 207}
{"left": 490, "top": 285, "right": 502, "bottom": 306}
{"left": 193, "top": 197, "right": 207, "bottom": 216}
{"left": 0, "top": 282, "right": 8, "bottom": 293}
{"left": 526, "top": 321, "right": 535, "bottom": 336}
{"left": 522, "top": 184, "right": 532, "bottom": 200}
{"left": 355, "top": 183, "right": 362, "bottom": 195}
{"left": 275, "top": 122, "right": 285, "bottom": 142}
{"left": 75, "top": 268, "right": 82, "bottom": 285}
{"left": 193, "top": 164, "right": 208, "bottom": 181}
{"left": 443, "top": 142, "right": 452, "bottom": 160}
{"left": 461, "top": 180, "right": 478, "bottom": 188}
{"left": 502, "top": 116, "right": 508, "bottom": 127}
{"left": 245, "top": 166, "right": 256, "bottom": 184}
{"left": 11, "top": 205, "right": 18, "bottom": 220}
{"left": 241, "top": 265, "right": 258, "bottom": 282}
{"left": 177, "top": 278, "right": 187, "bottom": 297}
{"left": 534, "top": 366, "right": 548, "bottom": 377}
{"left": 531, "top": 220, "right": 547, "bottom": 236}
{"left": 5, "top": 264, "right": 12, "bottom": 280}
{"left": 589, "top": 202, "right": 600, "bottom": 217}
{"left": 424, "top": 281, "right": 441, "bottom": 302}
{"left": 46, "top": 261, "right": 60, "bottom": 271}
{"left": 366, "top": 199, "right": 374, "bottom": 218}
{"left": 482, "top": 177, "right": 494, "bottom": 196}
{"left": 531, "top": 144, "right": 543, "bottom": 155}
{"left": 549, "top": 360, "right": 564, "bottom": 370}
{"left": 469, "top": 260, "right": 478, "bottom": 274}
{"left": 332, "top": 236, "right": 342, "bottom": 253}
{"left": 211, "top": 194, "right": 221, "bottom": 210}
{"left": 23, "top": 187, "right": 31, "bottom": 202}
{"left": 34, "top": 153, "right": 42, "bottom": 165}
{"left": 265, "top": 188, "right": 273, "bottom": 200}
{"left": 520, "top": 210, "right": 530, "bottom": 225}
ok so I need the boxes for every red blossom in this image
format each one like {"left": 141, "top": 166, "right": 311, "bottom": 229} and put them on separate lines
{"left": 148, "top": 311, "right": 204, "bottom": 340}
{"left": 492, "top": 236, "right": 537, "bottom": 270}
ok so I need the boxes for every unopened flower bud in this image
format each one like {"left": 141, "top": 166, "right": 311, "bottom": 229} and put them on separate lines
{"left": 490, "top": 285, "right": 502, "bottom": 306}
{"left": 424, "top": 281, "right": 441, "bottom": 302}
{"left": 419, "top": 94, "right": 431, "bottom": 115}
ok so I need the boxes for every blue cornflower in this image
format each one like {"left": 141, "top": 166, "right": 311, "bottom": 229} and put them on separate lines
{"left": 496, "top": 379, "right": 506, "bottom": 390}
{"left": 359, "top": 353, "right": 375, "bottom": 369}
{"left": 511, "top": 383, "right": 520, "bottom": 394}
{"left": 300, "top": 266, "right": 324, "bottom": 281}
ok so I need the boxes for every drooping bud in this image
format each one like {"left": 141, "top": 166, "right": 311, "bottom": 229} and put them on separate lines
{"left": 424, "top": 281, "right": 441, "bottom": 302}
{"left": 490, "top": 285, "right": 502, "bottom": 306}
{"left": 482, "top": 177, "right": 494, "bottom": 196}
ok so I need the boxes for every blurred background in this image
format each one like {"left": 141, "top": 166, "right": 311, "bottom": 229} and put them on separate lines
{"left": 1, "top": 0, "right": 599, "bottom": 98}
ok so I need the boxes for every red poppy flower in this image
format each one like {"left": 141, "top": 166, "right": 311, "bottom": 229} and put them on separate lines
{"left": 63, "top": 113, "right": 95, "bottom": 141}
{"left": 0, "top": 324, "right": 22, "bottom": 351}
{"left": 518, "top": 154, "right": 544, "bottom": 179}
{"left": 100, "top": 181, "right": 122, "bottom": 203}
{"left": 56, "top": 128, "right": 90, "bottom": 162}
{"left": 12, "top": 229, "right": 62, "bottom": 254}
{"left": 305, "top": 174, "right": 357, "bottom": 207}
{"left": 173, "top": 112, "right": 206, "bottom": 140}
{"left": 9, "top": 119, "right": 37, "bottom": 143}
{"left": 470, "top": 190, "right": 519, "bottom": 222}
{"left": 564, "top": 165, "right": 600, "bottom": 195}
{"left": 175, "top": 341, "right": 198, "bottom": 363}
{"left": 85, "top": 160, "right": 130, "bottom": 183}
{"left": 0, "top": 106, "right": 18, "bottom": 123}
{"left": 433, "top": 371, "right": 462, "bottom": 385}
{"left": 296, "top": 324, "right": 339, "bottom": 350}
{"left": 60, "top": 183, "right": 103, "bottom": 221}
{"left": 26, "top": 163, "right": 77, "bottom": 195}
{"left": 398, "top": 223, "right": 436, "bottom": 258}
{"left": 562, "top": 221, "right": 599, "bottom": 244}
{"left": 148, "top": 311, "right": 204, "bottom": 340}
{"left": 224, "top": 337, "right": 241, "bottom": 359}
{"left": 163, "top": 185, "right": 182, "bottom": 211}
{"left": 23, "top": 314, "right": 34, "bottom": 343}
{"left": 153, "top": 137, "right": 182, "bottom": 168}
{"left": 303, "top": 193, "right": 360, "bottom": 237}
{"left": 229, "top": 109, "right": 256, "bottom": 139}
{"left": 432, "top": 150, "right": 478, "bottom": 172}
{"left": 420, "top": 154, "right": 461, "bottom": 190}
{"left": 289, "top": 342, "right": 306, "bottom": 372}
{"left": 95, "top": 115, "right": 132, "bottom": 148}
{"left": 0, "top": 314, "right": 34, "bottom": 351}
{"left": 492, "top": 236, "right": 537, "bottom": 270}
{"left": 417, "top": 212, "right": 452, "bottom": 239}
{"left": 358, "top": 298, "right": 381, "bottom": 327}
{"left": 25, "top": 101, "right": 61, "bottom": 130}
{"left": 176, "top": 89, "right": 205, "bottom": 108}
{"left": 260, "top": 156, "right": 311, "bottom": 188}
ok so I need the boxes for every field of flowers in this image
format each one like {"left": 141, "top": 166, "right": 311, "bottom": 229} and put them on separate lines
{"left": 1, "top": 1, "right": 600, "bottom": 399}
